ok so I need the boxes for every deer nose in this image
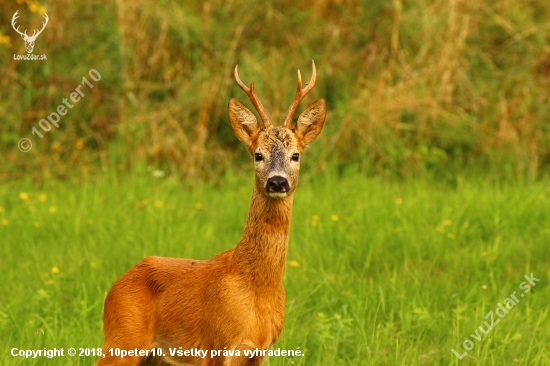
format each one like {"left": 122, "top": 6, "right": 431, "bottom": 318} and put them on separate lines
{"left": 265, "top": 176, "right": 290, "bottom": 193}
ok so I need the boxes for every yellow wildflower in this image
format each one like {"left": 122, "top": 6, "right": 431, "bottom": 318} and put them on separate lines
{"left": 311, "top": 215, "right": 319, "bottom": 227}
{"left": 49, "top": 206, "right": 56, "bottom": 214}
{"left": 75, "top": 138, "right": 85, "bottom": 150}
{"left": 154, "top": 200, "right": 163, "bottom": 208}
{"left": 38, "top": 194, "right": 47, "bottom": 202}
{"left": 19, "top": 192, "right": 29, "bottom": 201}
{"left": 0, "top": 34, "right": 11, "bottom": 48}
{"left": 395, "top": 197, "right": 403, "bottom": 205}
{"left": 289, "top": 260, "right": 300, "bottom": 268}
{"left": 443, "top": 219, "right": 452, "bottom": 226}
{"left": 331, "top": 214, "right": 339, "bottom": 222}
{"left": 1, "top": 219, "right": 8, "bottom": 226}
{"left": 51, "top": 266, "right": 60, "bottom": 274}
{"left": 51, "top": 141, "right": 61, "bottom": 153}
{"left": 28, "top": 2, "right": 47, "bottom": 15}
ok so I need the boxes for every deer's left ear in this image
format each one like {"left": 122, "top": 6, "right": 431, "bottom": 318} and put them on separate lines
{"left": 293, "top": 99, "right": 326, "bottom": 146}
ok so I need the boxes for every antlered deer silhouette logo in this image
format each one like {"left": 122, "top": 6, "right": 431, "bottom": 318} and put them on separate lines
{"left": 11, "top": 11, "right": 48, "bottom": 54}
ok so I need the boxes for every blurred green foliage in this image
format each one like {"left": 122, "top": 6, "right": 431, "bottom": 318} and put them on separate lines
{"left": 1, "top": 0, "right": 549, "bottom": 181}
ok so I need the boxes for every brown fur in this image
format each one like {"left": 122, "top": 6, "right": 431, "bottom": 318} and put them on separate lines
{"left": 96, "top": 71, "right": 326, "bottom": 366}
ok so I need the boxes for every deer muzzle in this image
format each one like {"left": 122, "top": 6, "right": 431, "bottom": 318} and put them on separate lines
{"left": 265, "top": 175, "right": 290, "bottom": 197}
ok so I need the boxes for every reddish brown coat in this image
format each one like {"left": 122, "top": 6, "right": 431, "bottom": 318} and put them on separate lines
{"left": 96, "top": 62, "right": 326, "bottom": 366}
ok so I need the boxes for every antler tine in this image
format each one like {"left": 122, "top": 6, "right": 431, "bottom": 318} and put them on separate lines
{"left": 33, "top": 13, "right": 49, "bottom": 38}
{"left": 11, "top": 11, "right": 27, "bottom": 37}
{"left": 282, "top": 60, "right": 317, "bottom": 129}
{"left": 41, "top": 14, "right": 49, "bottom": 29}
{"left": 234, "top": 65, "right": 273, "bottom": 129}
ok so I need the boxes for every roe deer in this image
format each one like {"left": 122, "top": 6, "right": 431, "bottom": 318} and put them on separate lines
{"left": 96, "top": 60, "right": 326, "bottom": 366}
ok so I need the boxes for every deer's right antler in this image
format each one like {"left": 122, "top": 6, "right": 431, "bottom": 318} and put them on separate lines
{"left": 234, "top": 65, "right": 273, "bottom": 129}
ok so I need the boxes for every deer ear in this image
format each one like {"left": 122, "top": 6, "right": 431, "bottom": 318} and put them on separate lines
{"left": 229, "top": 98, "right": 261, "bottom": 147}
{"left": 294, "top": 99, "right": 326, "bottom": 146}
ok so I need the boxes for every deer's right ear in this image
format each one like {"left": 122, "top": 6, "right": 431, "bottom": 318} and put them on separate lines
{"left": 229, "top": 98, "right": 261, "bottom": 147}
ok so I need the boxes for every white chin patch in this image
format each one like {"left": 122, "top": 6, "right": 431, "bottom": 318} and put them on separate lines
{"left": 268, "top": 192, "right": 288, "bottom": 199}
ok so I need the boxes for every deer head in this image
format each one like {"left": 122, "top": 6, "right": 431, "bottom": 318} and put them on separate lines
{"left": 11, "top": 11, "right": 49, "bottom": 54}
{"left": 229, "top": 61, "right": 326, "bottom": 199}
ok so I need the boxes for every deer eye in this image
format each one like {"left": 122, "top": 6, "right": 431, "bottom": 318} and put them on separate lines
{"left": 292, "top": 153, "right": 300, "bottom": 162}
{"left": 254, "top": 153, "right": 263, "bottom": 162}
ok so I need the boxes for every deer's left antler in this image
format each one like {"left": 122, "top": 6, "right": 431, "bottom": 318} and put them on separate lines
{"left": 282, "top": 60, "right": 317, "bottom": 129}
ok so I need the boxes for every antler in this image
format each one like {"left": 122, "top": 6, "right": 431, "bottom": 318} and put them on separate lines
{"left": 29, "top": 13, "right": 49, "bottom": 40}
{"left": 234, "top": 65, "right": 273, "bottom": 129}
{"left": 282, "top": 60, "right": 317, "bottom": 129}
{"left": 11, "top": 11, "right": 28, "bottom": 37}
{"left": 11, "top": 12, "right": 49, "bottom": 40}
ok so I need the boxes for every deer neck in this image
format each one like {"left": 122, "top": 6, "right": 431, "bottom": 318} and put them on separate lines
{"left": 235, "top": 181, "right": 294, "bottom": 290}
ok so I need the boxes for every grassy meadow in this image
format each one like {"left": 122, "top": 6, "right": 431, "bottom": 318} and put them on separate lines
{"left": 0, "top": 170, "right": 549, "bottom": 365}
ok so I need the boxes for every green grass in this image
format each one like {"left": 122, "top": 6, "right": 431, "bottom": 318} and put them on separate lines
{"left": 0, "top": 170, "right": 549, "bottom": 365}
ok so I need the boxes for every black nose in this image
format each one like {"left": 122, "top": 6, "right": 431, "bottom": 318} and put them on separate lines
{"left": 265, "top": 176, "right": 290, "bottom": 193}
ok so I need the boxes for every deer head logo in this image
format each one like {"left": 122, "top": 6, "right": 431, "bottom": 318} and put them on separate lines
{"left": 11, "top": 11, "right": 49, "bottom": 54}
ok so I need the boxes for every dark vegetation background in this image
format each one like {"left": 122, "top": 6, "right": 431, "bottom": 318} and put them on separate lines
{"left": 1, "top": 0, "right": 549, "bottom": 182}
{"left": 1, "top": 2, "right": 550, "bottom": 365}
